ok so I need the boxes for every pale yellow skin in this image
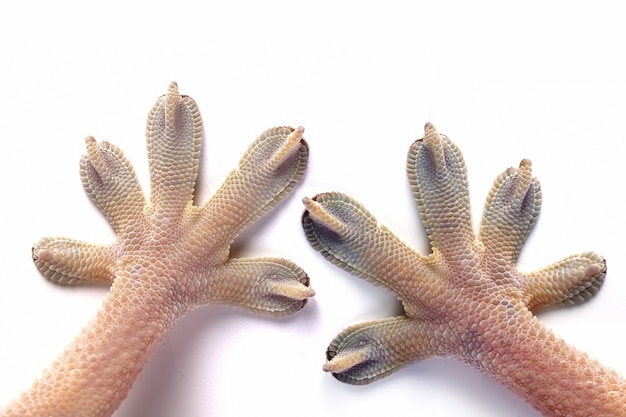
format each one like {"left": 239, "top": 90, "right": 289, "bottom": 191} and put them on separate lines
{"left": 303, "top": 123, "right": 626, "bottom": 417}
{"left": 1, "top": 82, "right": 314, "bottom": 417}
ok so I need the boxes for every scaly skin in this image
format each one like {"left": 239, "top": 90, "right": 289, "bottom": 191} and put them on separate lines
{"left": 1, "top": 82, "right": 314, "bottom": 417}
{"left": 302, "top": 123, "right": 625, "bottom": 416}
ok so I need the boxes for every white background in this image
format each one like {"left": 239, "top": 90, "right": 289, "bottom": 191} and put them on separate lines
{"left": 1, "top": 2, "right": 625, "bottom": 416}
